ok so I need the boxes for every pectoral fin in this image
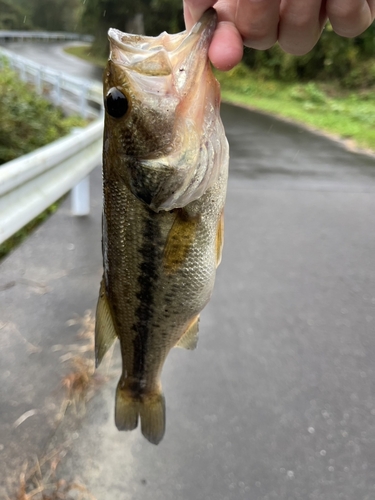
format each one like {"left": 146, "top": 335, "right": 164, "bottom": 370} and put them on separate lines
{"left": 163, "top": 209, "right": 199, "bottom": 274}
{"left": 95, "top": 279, "right": 117, "bottom": 368}
{"left": 175, "top": 315, "right": 199, "bottom": 350}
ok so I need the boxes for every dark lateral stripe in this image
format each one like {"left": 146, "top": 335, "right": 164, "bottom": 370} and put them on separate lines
{"left": 132, "top": 209, "right": 162, "bottom": 379}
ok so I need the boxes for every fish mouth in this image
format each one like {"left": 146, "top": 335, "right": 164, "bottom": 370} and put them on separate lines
{"left": 108, "top": 8, "right": 217, "bottom": 78}
{"left": 105, "top": 9, "right": 226, "bottom": 212}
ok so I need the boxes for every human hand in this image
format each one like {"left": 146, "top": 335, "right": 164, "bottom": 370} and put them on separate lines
{"left": 183, "top": 0, "right": 375, "bottom": 71}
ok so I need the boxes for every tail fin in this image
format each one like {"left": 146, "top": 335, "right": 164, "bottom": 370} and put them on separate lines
{"left": 115, "top": 381, "right": 166, "bottom": 445}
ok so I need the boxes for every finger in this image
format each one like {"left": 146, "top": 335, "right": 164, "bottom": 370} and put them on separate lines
{"left": 278, "top": 0, "right": 326, "bottom": 55}
{"left": 237, "top": 0, "right": 280, "bottom": 50}
{"left": 327, "top": 0, "right": 375, "bottom": 37}
{"left": 183, "top": 0, "right": 217, "bottom": 30}
{"left": 208, "top": 21, "right": 244, "bottom": 70}
{"left": 190, "top": 0, "right": 243, "bottom": 70}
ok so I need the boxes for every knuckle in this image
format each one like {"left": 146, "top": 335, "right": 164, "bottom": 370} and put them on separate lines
{"left": 327, "top": 2, "right": 358, "bottom": 21}
{"left": 243, "top": 23, "right": 273, "bottom": 42}
{"left": 243, "top": 28, "right": 266, "bottom": 42}
{"left": 328, "top": 2, "right": 368, "bottom": 37}
{"left": 244, "top": 37, "right": 276, "bottom": 50}
{"left": 278, "top": 38, "right": 315, "bottom": 56}
{"left": 288, "top": 12, "right": 315, "bottom": 30}
{"left": 332, "top": 26, "right": 359, "bottom": 38}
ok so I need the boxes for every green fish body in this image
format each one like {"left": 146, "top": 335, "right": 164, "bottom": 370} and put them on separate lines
{"left": 95, "top": 9, "right": 229, "bottom": 444}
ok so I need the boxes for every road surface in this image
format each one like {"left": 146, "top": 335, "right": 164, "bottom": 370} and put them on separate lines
{"left": 1, "top": 42, "right": 374, "bottom": 500}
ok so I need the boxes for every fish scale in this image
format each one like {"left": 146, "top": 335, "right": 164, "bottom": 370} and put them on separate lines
{"left": 95, "top": 8, "right": 229, "bottom": 444}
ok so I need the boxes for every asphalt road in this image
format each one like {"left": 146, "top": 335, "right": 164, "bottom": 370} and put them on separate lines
{"left": 2, "top": 43, "right": 375, "bottom": 500}
{"left": 3, "top": 41, "right": 104, "bottom": 81}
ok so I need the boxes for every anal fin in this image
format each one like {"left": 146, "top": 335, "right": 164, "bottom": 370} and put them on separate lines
{"left": 175, "top": 315, "right": 199, "bottom": 350}
{"left": 216, "top": 210, "right": 224, "bottom": 267}
{"left": 95, "top": 278, "right": 117, "bottom": 368}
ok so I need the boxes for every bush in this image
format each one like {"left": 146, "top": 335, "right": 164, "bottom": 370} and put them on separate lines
{"left": 0, "top": 64, "right": 85, "bottom": 165}
{"left": 242, "top": 22, "right": 375, "bottom": 88}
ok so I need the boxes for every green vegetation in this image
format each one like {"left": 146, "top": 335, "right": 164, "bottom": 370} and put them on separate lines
{"left": 65, "top": 43, "right": 375, "bottom": 152}
{"left": 0, "top": 64, "right": 85, "bottom": 165}
{"left": 10, "top": 0, "right": 375, "bottom": 92}
{"left": 9, "top": 0, "right": 375, "bottom": 91}
{"left": 216, "top": 64, "right": 375, "bottom": 151}
{"left": 242, "top": 23, "right": 375, "bottom": 88}
{"left": 64, "top": 45, "right": 107, "bottom": 68}
{"left": 12, "top": 0, "right": 82, "bottom": 31}
{"left": 0, "top": 0, "right": 33, "bottom": 30}
{"left": 39, "top": 0, "right": 375, "bottom": 90}
{"left": 78, "top": 0, "right": 184, "bottom": 58}
{"left": 58, "top": 0, "right": 375, "bottom": 151}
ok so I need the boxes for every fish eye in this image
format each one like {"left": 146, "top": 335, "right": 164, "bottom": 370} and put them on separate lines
{"left": 105, "top": 87, "right": 129, "bottom": 118}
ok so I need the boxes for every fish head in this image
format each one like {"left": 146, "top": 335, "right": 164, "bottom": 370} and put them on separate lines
{"left": 103, "top": 8, "right": 229, "bottom": 211}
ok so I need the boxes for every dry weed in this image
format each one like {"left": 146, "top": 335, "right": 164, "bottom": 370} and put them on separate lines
{"left": 10, "top": 310, "right": 113, "bottom": 500}
{"left": 17, "top": 475, "right": 96, "bottom": 500}
{"left": 58, "top": 309, "right": 113, "bottom": 417}
{"left": 15, "top": 448, "right": 96, "bottom": 500}
{"left": 61, "top": 356, "right": 95, "bottom": 415}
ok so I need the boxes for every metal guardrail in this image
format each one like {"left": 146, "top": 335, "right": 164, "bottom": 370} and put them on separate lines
{"left": 0, "top": 46, "right": 103, "bottom": 118}
{"left": 0, "top": 45, "right": 105, "bottom": 245}
{"left": 0, "top": 31, "right": 93, "bottom": 43}
{"left": 0, "top": 120, "right": 103, "bottom": 245}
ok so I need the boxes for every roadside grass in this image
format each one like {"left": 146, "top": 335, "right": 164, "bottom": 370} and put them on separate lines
{"left": 215, "top": 64, "right": 375, "bottom": 152}
{"left": 64, "top": 45, "right": 107, "bottom": 68}
{"left": 65, "top": 46, "right": 375, "bottom": 153}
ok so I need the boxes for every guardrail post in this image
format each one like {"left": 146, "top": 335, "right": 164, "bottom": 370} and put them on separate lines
{"left": 79, "top": 85, "right": 89, "bottom": 118}
{"left": 20, "top": 61, "right": 26, "bottom": 81}
{"left": 54, "top": 74, "right": 62, "bottom": 106}
{"left": 35, "top": 67, "right": 42, "bottom": 94}
{"left": 71, "top": 175, "right": 90, "bottom": 216}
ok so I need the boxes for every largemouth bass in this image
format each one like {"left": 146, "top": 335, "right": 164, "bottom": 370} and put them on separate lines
{"left": 95, "top": 8, "right": 229, "bottom": 445}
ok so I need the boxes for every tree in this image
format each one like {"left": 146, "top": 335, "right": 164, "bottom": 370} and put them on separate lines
{"left": 12, "top": 0, "right": 83, "bottom": 32}
{"left": 144, "top": 0, "right": 184, "bottom": 36}
{"left": 80, "top": 0, "right": 141, "bottom": 56}
{"left": 80, "top": 0, "right": 184, "bottom": 57}
{"left": 0, "top": 0, "right": 33, "bottom": 30}
{"left": 243, "top": 22, "right": 375, "bottom": 87}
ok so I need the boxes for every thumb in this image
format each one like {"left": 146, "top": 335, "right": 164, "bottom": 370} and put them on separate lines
{"left": 183, "top": 1, "right": 217, "bottom": 30}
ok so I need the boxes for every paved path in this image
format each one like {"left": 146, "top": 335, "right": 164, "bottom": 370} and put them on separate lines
{"left": 3, "top": 41, "right": 103, "bottom": 81}
{"left": 1, "top": 43, "right": 375, "bottom": 500}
